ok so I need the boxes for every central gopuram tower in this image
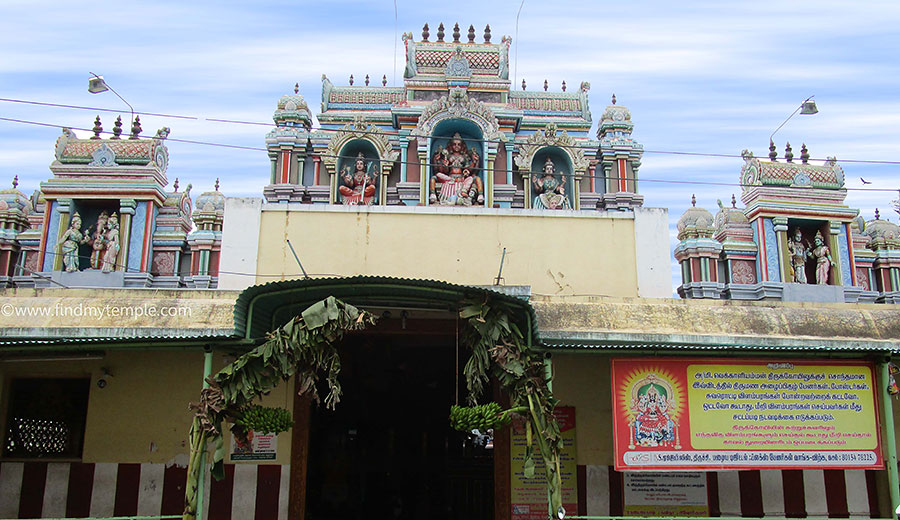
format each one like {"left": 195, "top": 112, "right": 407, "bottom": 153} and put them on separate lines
{"left": 262, "top": 23, "right": 645, "bottom": 210}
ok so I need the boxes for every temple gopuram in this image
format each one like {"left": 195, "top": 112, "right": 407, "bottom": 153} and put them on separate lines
{"left": 676, "top": 142, "right": 900, "bottom": 303}
{"left": 0, "top": 119, "right": 224, "bottom": 288}
{"left": 260, "top": 22, "right": 643, "bottom": 211}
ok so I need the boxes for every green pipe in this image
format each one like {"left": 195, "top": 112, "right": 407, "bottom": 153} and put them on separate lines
{"left": 195, "top": 350, "right": 214, "bottom": 520}
{"left": 881, "top": 361, "right": 900, "bottom": 517}
{"left": 566, "top": 517, "right": 895, "bottom": 520}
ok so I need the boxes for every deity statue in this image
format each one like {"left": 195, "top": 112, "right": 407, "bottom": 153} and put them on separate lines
{"left": 532, "top": 157, "right": 569, "bottom": 210}
{"left": 429, "top": 133, "right": 483, "bottom": 206}
{"left": 788, "top": 228, "right": 809, "bottom": 283}
{"left": 632, "top": 384, "right": 675, "bottom": 447}
{"left": 88, "top": 211, "right": 109, "bottom": 269}
{"left": 101, "top": 213, "right": 120, "bottom": 273}
{"left": 812, "top": 231, "right": 834, "bottom": 285}
{"left": 339, "top": 152, "right": 377, "bottom": 205}
{"left": 59, "top": 212, "right": 87, "bottom": 272}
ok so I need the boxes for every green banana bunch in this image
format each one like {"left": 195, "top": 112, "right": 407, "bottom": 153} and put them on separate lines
{"left": 236, "top": 405, "right": 294, "bottom": 434}
{"left": 449, "top": 402, "right": 512, "bottom": 432}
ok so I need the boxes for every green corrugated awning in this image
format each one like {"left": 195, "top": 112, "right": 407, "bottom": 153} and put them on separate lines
{"left": 539, "top": 338, "right": 899, "bottom": 355}
{"left": 233, "top": 276, "right": 539, "bottom": 340}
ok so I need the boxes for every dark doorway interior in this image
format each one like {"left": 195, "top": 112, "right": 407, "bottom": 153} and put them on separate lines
{"left": 306, "top": 333, "right": 493, "bottom": 520}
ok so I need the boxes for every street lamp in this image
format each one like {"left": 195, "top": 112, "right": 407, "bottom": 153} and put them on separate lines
{"left": 769, "top": 95, "right": 818, "bottom": 143}
{"left": 88, "top": 72, "right": 135, "bottom": 126}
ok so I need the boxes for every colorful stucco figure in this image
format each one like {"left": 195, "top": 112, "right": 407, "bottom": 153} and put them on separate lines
{"left": 338, "top": 152, "right": 376, "bottom": 205}
{"left": 532, "top": 157, "right": 569, "bottom": 210}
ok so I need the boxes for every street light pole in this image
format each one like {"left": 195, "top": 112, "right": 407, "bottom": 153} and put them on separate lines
{"left": 88, "top": 72, "right": 135, "bottom": 126}
{"left": 769, "top": 95, "right": 818, "bottom": 144}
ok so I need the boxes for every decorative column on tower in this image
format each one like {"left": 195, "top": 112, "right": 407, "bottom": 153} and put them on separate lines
{"left": 597, "top": 95, "right": 644, "bottom": 210}
{"left": 675, "top": 196, "right": 723, "bottom": 298}
{"left": 263, "top": 84, "right": 312, "bottom": 203}
{"left": 0, "top": 177, "right": 34, "bottom": 287}
{"left": 186, "top": 180, "right": 225, "bottom": 288}
{"left": 712, "top": 195, "right": 759, "bottom": 297}
{"left": 862, "top": 211, "right": 900, "bottom": 303}
{"left": 151, "top": 181, "right": 193, "bottom": 287}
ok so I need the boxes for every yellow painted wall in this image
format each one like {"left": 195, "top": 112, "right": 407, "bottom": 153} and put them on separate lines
{"left": 256, "top": 208, "right": 639, "bottom": 297}
{"left": 1, "top": 350, "right": 293, "bottom": 465}
{"left": 551, "top": 353, "right": 613, "bottom": 466}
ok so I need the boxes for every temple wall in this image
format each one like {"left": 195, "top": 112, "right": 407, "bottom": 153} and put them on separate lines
{"left": 552, "top": 354, "right": 613, "bottom": 466}
{"left": 254, "top": 205, "right": 646, "bottom": 297}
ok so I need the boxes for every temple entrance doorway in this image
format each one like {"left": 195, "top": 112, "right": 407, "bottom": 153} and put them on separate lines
{"left": 305, "top": 328, "right": 494, "bottom": 520}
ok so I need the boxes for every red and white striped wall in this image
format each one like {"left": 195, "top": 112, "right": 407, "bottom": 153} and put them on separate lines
{"left": 0, "top": 462, "right": 289, "bottom": 520}
{"left": 577, "top": 465, "right": 880, "bottom": 518}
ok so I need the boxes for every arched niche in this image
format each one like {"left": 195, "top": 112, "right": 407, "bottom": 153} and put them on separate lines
{"left": 426, "top": 118, "right": 486, "bottom": 206}
{"left": 336, "top": 139, "right": 380, "bottom": 205}
{"left": 529, "top": 147, "right": 573, "bottom": 210}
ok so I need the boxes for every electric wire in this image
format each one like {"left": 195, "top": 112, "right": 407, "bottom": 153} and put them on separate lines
{"left": 2, "top": 115, "right": 897, "bottom": 195}
{"left": 5, "top": 96, "right": 900, "bottom": 166}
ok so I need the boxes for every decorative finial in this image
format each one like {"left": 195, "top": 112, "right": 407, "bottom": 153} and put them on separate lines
{"left": 561, "top": 80, "right": 566, "bottom": 92}
{"left": 691, "top": 194, "right": 696, "bottom": 207}
{"left": 112, "top": 116, "right": 123, "bottom": 139}
{"left": 543, "top": 79, "right": 548, "bottom": 91}
{"left": 173, "top": 178, "right": 179, "bottom": 192}
{"left": 129, "top": 116, "right": 142, "bottom": 139}
{"left": 437, "top": 23, "right": 445, "bottom": 42}
{"left": 12, "top": 175, "right": 18, "bottom": 189}
{"left": 522, "top": 79, "right": 526, "bottom": 91}
{"left": 91, "top": 115, "right": 103, "bottom": 139}
{"left": 800, "top": 143, "right": 809, "bottom": 164}
{"left": 484, "top": 24, "right": 491, "bottom": 43}
{"left": 349, "top": 74, "right": 354, "bottom": 86}
{"left": 731, "top": 194, "right": 736, "bottom": 208}
{"left": 365, "top": 74, "right": 370, "bottom": 86}
{"left": 453, "top": 23, "right": 460, "bottom": 43}
{"left": 215, "top": 178, "right": 220, "bottom": 192}
{"left": 294, "top": 82, "right": 299, "bottom": 94}
{"left": 382, "top": 74, "right": 387, "bottom": 86}
{"left": 875, "top": 208, "right": 880, "bottom": 220}
{"left": 422, "top": 23, "right": 430, "bottom": 41}
{"left": 785, "top": 142, "right": 793, "bottom": 163}
{"left": 768, "top": 140, "right": 777, "bottom": 161}
{"left": 611, "top": 94, "right": 616, "bottom": 105}
{"left": 467, "top": 24, "right": 475, "bottom": 43}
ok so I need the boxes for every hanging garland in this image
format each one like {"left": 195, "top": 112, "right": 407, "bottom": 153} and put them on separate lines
{"left": 183, "top": 296, "right": 376, "bottom": 520}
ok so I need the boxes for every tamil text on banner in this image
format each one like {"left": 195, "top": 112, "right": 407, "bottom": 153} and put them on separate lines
{"left": 511, "top": 406, "right": 578, "bottom": 520}
{"left": 230, "top": 430, "right": 277, "bottom": 461}
{"left": 611, "top": 358, "right": 882, "bottom": 471}
{"left": 623, "top": 472, "right": 709, "bottom": 517}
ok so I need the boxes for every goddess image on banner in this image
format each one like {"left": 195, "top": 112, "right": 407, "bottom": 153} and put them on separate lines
{"left": 611, "top": 358, "right": 882, "bottom": 471}
{"left": 617, "top": 365, "right": 685, "bottom": 451}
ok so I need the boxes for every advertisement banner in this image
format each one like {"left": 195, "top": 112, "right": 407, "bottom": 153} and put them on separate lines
{"left": 611, "top": 358, "right": 882, "bottom": 471}
{"left": 511, "top": 406, "right": 578, "bottom": 520}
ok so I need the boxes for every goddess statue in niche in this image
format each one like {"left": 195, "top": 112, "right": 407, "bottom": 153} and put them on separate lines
{"left": 429, "top": 133, "right": 483, "bottom": 206}
{"left": 88, "top": 211, "right": 109, "bottom": 269}
{"left": 812, "top": 231, "right": 835, "bottom": 285}
{"left": 532, "top": 157, "right": 569, "bottom": 210}
{"left": 101, "top": 213, "right": 120, "bottom": 273}
{"left": 339, "top": 152, "right": 377, "bottom": 205}
{"left": 59, "top": 212, "right": 87, "bottom": 272}
{"left": 788, "top": 228, "right": 809, "bottom": 283}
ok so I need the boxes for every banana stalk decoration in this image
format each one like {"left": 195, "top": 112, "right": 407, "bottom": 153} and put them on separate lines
{"left": 183, "top": 297, "right": 376, "bottom": 520}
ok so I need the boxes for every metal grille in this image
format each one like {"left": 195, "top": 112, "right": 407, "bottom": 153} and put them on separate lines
{"left": 3, "top": 378, "right": 90, "bottom": 459}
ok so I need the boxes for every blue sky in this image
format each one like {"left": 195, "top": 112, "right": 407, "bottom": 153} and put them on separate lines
{"left": 2, "top": 0, "right": 899, "bottom": 295}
